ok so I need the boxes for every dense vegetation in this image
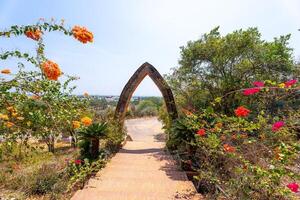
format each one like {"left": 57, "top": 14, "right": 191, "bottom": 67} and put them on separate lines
{"left": 0, "top": 20, "right": 125, "bottom": 199}
{"left": 126, "top": 97, "right": 163, "bottom": 118}
{"left": 161, "top": 27, "right": 300, "bottom": 199}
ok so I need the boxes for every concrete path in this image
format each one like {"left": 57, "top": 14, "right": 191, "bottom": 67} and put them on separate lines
{"left": 71, "top": 117, "right": 202, "bottom": 200}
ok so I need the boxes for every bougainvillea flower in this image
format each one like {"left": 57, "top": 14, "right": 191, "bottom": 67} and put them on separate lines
{"left": 234, "top": 106, "right": 250, "bottom": 117}
{"left": 223, "top": 144, "right": 236, "bottom": 153}
{"left": 84, "top": 92, "right": 89, "bottom": 97}
{"left": 25, "top": 29, "right": 42, "bottom": 41}
{"left": 243, "top": 88, "right": 261, "bottom": 96}
{"left": 253, "top": 81, "right": 264, "bottom": 87}
{"left": 1, "top": 69, "right": 11, "bottom": 74}
{"left": 287, "top": 182, "right": 299, "bottom": 193}
{"left": 72, "top": 120, "right": 81, "bottom": 129}
{"left": 272, "top": 121, "right": 285, "bottom": 132}
{"left": 81, "top": 116, "right": 92, "bottom": 126}
{"left": 72, "top": 26, "right": 93, "bottom": 43}
{"left": 284, "top": 79, "right": 297, "bottom": 88}
{"left": 41, "top": 60, "right": 62, "bottom": 80}
{"left": 196, "top": 129, "right": 206, "bottom": 136}
{"left": 74, "top": 159, "right": 82, "bottom": 165}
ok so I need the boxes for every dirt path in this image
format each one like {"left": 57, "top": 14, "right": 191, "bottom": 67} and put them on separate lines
{"left": 71, "top": 117, "right": 201, "bottom": 200}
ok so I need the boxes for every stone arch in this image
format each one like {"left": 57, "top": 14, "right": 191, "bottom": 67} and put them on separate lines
{"left": 115, "top": 62, "right": 178, "bottom": 123}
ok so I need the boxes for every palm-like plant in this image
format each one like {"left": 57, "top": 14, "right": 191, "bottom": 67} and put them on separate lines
{"left": 78, "top": 122, "right": 108, "bottom": 158}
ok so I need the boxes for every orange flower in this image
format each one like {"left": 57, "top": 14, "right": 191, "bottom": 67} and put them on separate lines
{"left": 41, "top": 60, "right": 62, "bottom": 80}
{"left": 1, "top": 69, "right": 11, "bottom": 74}
{"left": 6, "top": 122, "right": 15, "bottom": 128}
{"left": 223, "top": 144, "right": 236, "bottom": 153}
{"left": 182, "top": 108, "right": 193, "bottom": 116}
{"left": 0, "top": 114, "right": 9, "bottom": 120}
{"left": 274, "top": 147, "right": 282, "bottom": 161}
{"left": 215, "top": 122, "right": 223, "bottom": 128}
{"left": 83, "top": 92, "right": 89, "bottom": 97}
{"left": 25, "top": 29, "right": 42, "bottom": 41}
{"left": 72, "top": 26, "right": 93, "bottom": 43}
{"left": 6, "top": 106, "right": 15, "bottom": 112}
{"left": 31, "top": 95, "right": 41, "bottom": 100}
{"left": 234, "top": 106, "right": 250, "bottom": 117}
{"left": 81, "top": 117, "right": 92, "bottom": 126}
{"left": 72, "top": 120, "right": 81, "bottom": 129}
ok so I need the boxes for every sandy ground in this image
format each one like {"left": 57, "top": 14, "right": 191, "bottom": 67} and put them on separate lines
{"left": 71, "top": 117, "right": 202, "bottom": 200}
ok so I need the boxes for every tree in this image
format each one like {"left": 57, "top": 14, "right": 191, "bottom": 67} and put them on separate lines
{"left": 0, "top": 20, "right": 93, "bottom": 153}
{"left": 167, "top": 27, "right": 299, "bottom": 114}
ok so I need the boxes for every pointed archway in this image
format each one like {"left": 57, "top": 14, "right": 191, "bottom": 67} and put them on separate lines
{"left": 115, "top": 62, "right": 177, "bottom": 123}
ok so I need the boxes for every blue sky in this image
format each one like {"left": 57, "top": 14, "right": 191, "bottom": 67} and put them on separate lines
{"left": 0, "top": 0, "right": 299, "bottom": 96}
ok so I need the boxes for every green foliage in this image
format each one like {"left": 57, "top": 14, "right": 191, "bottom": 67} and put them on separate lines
{"left": 78, "top": 122, "right": 108, "bottom": 159}
{"left": 163, "top": 27, "right": 300, "bottom": 199}
{"left": 0, "top": 20, "right": 89, "bottom": 153}
{"left": 129, "top": 97, "right": 163, "bottom": 117}
{"left": 78, "top": 123, "right": 108, "bottom": 139}
{"left": 167, "top": 27, "right": 299, "bottom": 114}
{"left": 66, "top": 158, "right": 106, "bottom": 191}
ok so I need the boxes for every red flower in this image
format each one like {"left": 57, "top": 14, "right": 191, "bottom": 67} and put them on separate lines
{"left": 253, "top": 81, "right": 264, "bottom": 87}
{"left": 287, "top": 182, "right": 299, "bottom": 193}
{"left": 243, "top": 88, "right": 261, "bottom": 96}
{"left": 272, "top": 121, "right": 285, "bottom": 132}
{"left": 74, "top": 159, "right": 82, "bottom": 165}
{"left": 234, "top": 106, "right": 250, "bottom": 117}
{"left": 196, "top": 129, "right": 206, "bottom": 136}
{"left": 223, "top": 144, "right": 236, "bottom": 153}
{"left": 284, "top": 79, "right": 297, "bottom": 88}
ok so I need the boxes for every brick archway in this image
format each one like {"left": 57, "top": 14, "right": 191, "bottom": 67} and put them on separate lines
{"left": 115, "top": 62, "right": 178, "bottom": 123}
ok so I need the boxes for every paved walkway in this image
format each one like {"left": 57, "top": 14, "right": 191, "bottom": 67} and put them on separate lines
{"left": 71, "top": 117, "right": 201, "bottom": 200}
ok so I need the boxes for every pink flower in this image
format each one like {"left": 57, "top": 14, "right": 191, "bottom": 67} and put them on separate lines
{"left": 74, "top": 159, "right": 82, "bottom": 165}
{"left": 287, "top": 182, "right": 299, "bottom": 193}
{"left": 272, "top": 121, "right": 285, "bottom": 132}
{"left": 284, "top": 79, "right": 297, "bottom": 88}
{"left": 243, "top": 88, "right": 261, "bottom": 96}
{"left": 253, "top": 81, "right": 264, "bottom": 87}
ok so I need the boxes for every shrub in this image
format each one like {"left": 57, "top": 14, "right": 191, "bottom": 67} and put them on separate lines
{"left": 78, "top": 122, "right": 108, "bottom": 159}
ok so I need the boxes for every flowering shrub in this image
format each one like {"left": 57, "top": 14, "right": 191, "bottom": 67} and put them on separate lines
{"left": 0, "top": 20, "right": 93, "bottom": 153}
{"left": 164, "top": 79, "right": 300, "bottom": 199}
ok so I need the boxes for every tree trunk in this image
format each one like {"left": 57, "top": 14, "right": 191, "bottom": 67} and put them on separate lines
{"left": 69, "top": 129, "right": 77, "bottom": 148}
{"left": 90, "top": 138, "right": 99, "bottom": 158}
{"left": 47, "top": 136, "right": 55, "bottom": 153}
{"left": 71, "top": 136, "right": 76, "bottom": 148}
